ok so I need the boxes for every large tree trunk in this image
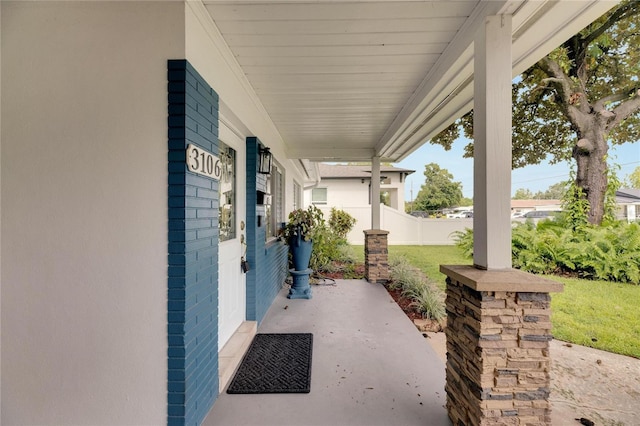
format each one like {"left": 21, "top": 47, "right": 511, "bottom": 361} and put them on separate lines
{"left": 573, "top": 119, "right": 609, "bottom": 225}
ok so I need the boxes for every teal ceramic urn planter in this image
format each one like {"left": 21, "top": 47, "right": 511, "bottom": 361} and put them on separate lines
{"left": 288, "top": 268, "right": 313, "bottom": 299}
{"left": 284, "top": 207, "right": 321, "bottom": 300}
{"left": 290, "top": 234, "right": 313, "bottom": 271}
{"left": 288, "top": 233, "right": 313, "bottom": 299}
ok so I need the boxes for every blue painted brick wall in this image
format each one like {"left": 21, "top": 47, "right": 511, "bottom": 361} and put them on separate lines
{"left": 245, "top": 137, "right": 289, "bottom": 324}
{"left": 167, "top": 60, "right": 219, "bottom": 426}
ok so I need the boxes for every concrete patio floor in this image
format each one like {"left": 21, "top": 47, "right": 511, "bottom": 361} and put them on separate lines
{"left": 203, "top": 279, "right": 451, "bottom": 426}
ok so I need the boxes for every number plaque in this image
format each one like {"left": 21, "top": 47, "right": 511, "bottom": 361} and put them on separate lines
{"left": 186, "top": 144, "right": 221, "bottom": 180}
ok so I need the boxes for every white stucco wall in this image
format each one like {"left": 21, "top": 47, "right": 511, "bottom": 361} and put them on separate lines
{"left": 1, "top": 2, "right": 184, "bottom": 424}
{"left": 307, "top": 171, "right": 408, "bottom": 212}
{"left": 316, "top": 179, "right": 371, "bottom": 209}
{"left": 383, "top": 172, "right": 408, "bottom": 210}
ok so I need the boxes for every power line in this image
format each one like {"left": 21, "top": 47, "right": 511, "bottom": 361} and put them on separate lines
{"left": 512, "top": 173, "right": 569, "bottom": 186}
{"left": 512, "top": 161, "right": 639, "bottom": 186}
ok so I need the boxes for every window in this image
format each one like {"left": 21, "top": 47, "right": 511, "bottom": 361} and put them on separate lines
{"left": 293, "top": 181, "right": 302, "bottom": 210}
{"left": 218, "top": 142, "right": 236, "bottom": 242}
{"left": 381, "top": 191, "right": 391, "bottom": 207}
{"left": 265, "top": 162, "right": 284, "bottom": 239}
{"left": 311, "top": 188, "right": 327, "bottom": 205}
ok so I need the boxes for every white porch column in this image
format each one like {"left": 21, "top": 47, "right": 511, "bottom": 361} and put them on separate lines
{"left": 371, "top": 156, "right": 381, "bottom": 229}
{"left": 473, "top": 15, "right": 512, "bottom": 270}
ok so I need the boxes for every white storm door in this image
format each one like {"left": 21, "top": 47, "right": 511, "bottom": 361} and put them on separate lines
{"left": 218, "top": 238, "right": 244, "bottom": 348}
{"left": 218, "top": 128, "right": 246, "bottom": 350}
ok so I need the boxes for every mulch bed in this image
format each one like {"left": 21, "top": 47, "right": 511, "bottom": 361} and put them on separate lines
{"left": 317, "top": 262, "right": 365, "bottom": 280}
{"left": 383, "top": 285, "right": 424, "bottom": 322}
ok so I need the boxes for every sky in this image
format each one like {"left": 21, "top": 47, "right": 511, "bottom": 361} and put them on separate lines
{"left": 396, "top": 138, "right": 640, "bottom": 201}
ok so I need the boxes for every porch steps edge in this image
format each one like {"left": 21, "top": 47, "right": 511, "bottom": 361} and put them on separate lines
{"left": 218, "top": 321, "right": 258, "bottom": 393}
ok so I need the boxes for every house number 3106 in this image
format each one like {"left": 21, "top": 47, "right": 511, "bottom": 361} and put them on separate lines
{"left": 186, "top": 144, "right": 221, "bottom": 180}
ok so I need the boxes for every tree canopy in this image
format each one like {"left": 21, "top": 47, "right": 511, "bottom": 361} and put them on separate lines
{"left": 513, "top": 188, "right": 534, "bottom": 200}
{"left": 413, "top": 163, "right": 463, "bottom": 212}
{"left": 537, "top": 182, "right": 567, "bottom": 200}
{"left": 513, "top": 182, "right": 567, "bottom": 200}
{"left": 431, "top": 1, "right": 640, "bottom": 224}
{"left": 625, "top": 166, "right": 640, "bottom": 189}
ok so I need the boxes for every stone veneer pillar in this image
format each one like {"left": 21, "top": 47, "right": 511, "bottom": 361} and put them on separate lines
{"left": 440, "top": 265, "right": 563, "bottom": 426}
{"left": 363, "top": 229, "right": 389, "bottom": 283}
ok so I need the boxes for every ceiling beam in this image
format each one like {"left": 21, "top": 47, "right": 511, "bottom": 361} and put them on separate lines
{"left": 377, "top": 0, "right": 619, "bottom": 163}
{"left": 375, "top": 1, "right": 506, "bottom": 160}
{"left": 286, "top": 147, "right": 376, "bottom": 161}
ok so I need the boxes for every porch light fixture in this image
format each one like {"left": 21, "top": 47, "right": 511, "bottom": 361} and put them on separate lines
{"left": 258, "top": 147, "right": 272, "bottom": 174}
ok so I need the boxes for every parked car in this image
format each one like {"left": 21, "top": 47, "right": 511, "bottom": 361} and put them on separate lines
{"left": 448, "top": 210, "right": 473, "bottom": 218}
{"left": 409, "top": 211, "right": 430, "bottom": 218}
{"left": 523, "top": 210, "right": 560, "bottom": 219}
{"left": 511, "top": 210, "right": 561, "bottom": 225}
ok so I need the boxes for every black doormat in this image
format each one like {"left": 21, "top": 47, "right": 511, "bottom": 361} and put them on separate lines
{"left": 226, "top": 333, "right": 313, "bottom": 394}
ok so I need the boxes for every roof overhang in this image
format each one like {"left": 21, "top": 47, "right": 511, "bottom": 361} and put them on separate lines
{"left": 377, "top": 0, "right": 619, "bottom": 162}
{"left": 202, "top": 0, "right": 619, "bottom": 163}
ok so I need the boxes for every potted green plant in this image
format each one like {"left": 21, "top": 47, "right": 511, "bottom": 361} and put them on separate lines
{"left": 281, "top": 206, "right": 322, "bottom": 299}
{"left": 282, "top": 206, "right": 320, "bottom": 271}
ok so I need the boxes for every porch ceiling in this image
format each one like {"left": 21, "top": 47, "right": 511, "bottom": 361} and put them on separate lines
{"left": 202, "top": 0, "right": 617, "bottom": 162}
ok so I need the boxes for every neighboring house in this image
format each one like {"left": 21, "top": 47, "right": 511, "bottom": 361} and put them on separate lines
{"left": 511, "top": 192, "right": 640, "bottom": 221}
{"left": 616, "top": 188, "right": 640, "bottom": 222}
{"left": 510, "top": 199, "right": 562, "bottom": 217}
{"left": 307, "top": 163, "right": 414, "bottom": 212}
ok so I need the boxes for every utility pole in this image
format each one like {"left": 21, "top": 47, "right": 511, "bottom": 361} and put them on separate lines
{"left": 410, "top": 181, "right": 414, "bottom": 213}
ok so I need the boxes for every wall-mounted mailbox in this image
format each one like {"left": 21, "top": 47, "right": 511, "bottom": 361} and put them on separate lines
{"left": 257, "top": 190, "right": 271, "bottom": 206}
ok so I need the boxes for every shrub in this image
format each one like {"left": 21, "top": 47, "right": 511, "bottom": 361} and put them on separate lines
{"left": 410, "top": 286, "right": 446, "bottom": 320}
{"left": 388, "top": 255, "right": 416, "bottom": 290}
{"left": 564, "top": 222, "right": 640, "bottom": 283}
{"left": 340, "top": 262, "right": 363, "bottom": 279}
{"left": 400, "top": 275, "right": 426, "bottom": 300}
{"left": 561, "top": 179, "right": 590, "bottom": 232}
{"left": 335, "top": 243, "right": 358, "bottom": 264}
{"left": 310, "top": 224, "right": 345, "bottom": 272}
{"left": 450, "top": 228, "right": 473, "bottom": 257}
{"left": 388, "top": 255, "right": 446, "bottom": 320}
{"left": 328, "top": 208, "right": 357, "bottom": 239}
{"left": 318, "top": 244, "right": 363, "bottom": 278}
{"left": 306, "top": 208, "right": 357, "bottom": 273}
{"left": 454, "top": 218, "right": 640, "bottom": 284}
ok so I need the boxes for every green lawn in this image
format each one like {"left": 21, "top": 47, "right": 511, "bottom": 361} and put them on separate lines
{"left": 551, "top": 277, "right": 640, "bottom": 358}
{"left": 353, "top": 244, "right": 640, "bottom": 358}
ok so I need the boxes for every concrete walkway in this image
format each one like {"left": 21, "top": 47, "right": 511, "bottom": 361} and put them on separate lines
{"left": 424, "top": 333, "right": 640, "bottom": 426}
{"left": 549, "top": 339, "right": 640, "bottom": 425}
{"left": 203, "top": 279, "right": 451, "bottom": 426}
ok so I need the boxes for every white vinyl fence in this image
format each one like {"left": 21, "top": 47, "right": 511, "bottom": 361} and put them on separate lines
{"left": 317, "top": 205, "right": 473, "bottom": 245}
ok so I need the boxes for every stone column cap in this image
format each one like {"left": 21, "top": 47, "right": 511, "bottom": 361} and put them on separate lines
{"left": 363, "top": 229, "right": 389, "bottom": 235}
{"left": 440, "top": 264, "right": 563, "bottom": 293}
